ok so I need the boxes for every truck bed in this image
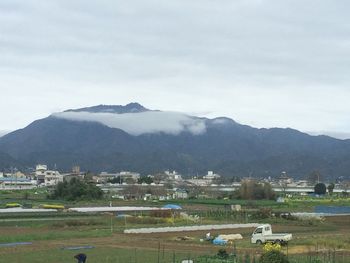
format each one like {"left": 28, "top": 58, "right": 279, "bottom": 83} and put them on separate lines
{"left": 263, "top": 233, "right": 292, "bottom": 241}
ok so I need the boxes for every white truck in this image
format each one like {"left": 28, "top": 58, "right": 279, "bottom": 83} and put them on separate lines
{"left": 251, "top": 224, "right": 292, "bottom": 245}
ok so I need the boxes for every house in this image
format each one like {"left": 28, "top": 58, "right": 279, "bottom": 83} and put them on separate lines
{"left": 0, "top": 177, "right": 35, "bottom": 189}
{"left": 165, "top": 170, "right": 183, "bottom": 181}
{"left": 35, "top": 164, "right": 62, "bottom": 185}
{"left": 98, "top": 172, "right": 119, "bottom": 183}
{"left": 44, "top": 171, "right": 63, "bottom": 186}
{"left": 203, "top": 171, "right": 221, "bottom": 180}
{"left": 174, "top": 189, "right": 188, "bottom": 199}
{"left": 118, "top": 171, "right": 140, "bottom": 183}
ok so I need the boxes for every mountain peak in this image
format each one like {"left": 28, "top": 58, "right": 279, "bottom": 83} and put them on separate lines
{"left": 0, "top": 103, "right": 348, "bottom": 179}
{"left": 66, "top": 102, "right": 149, "bottom": 114}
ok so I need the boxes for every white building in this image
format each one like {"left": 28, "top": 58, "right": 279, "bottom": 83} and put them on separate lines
{"left": 0, "top": 178, "right": 36, "bottom": 189}
{"left": 165, "top": 170, "right": 182, "bottom": 181}
{"left": 99, "top": 172, "right": 119, "bottom": 181}
{"left": 203, "top": 171, "right": 221, "bottom": 180}
{"left": 35, "top": 164, "right": 62, "bottom": 186}
{"left": 186, "top": 179, "right": 211, "bottom": 186}
{"left": 44, "top": 171, "right": 63, "bottom": 186}
{"left": 173, "top": 189, "right": 188, "bottom": 199}
{"left": 118, "top": 171, "right": 140, "bottom": 182}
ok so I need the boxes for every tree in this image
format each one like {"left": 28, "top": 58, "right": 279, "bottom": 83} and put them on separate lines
{"left": 152, "top": 173, "right": 167, "bottom": 184}
{"left": 108, "top": 176, "right": 123, "bottom": 184}
{"left": 231, "top": 176, "right": 241, "bottom": 183}
{"left": 314, "top": 183, "right": 326, "bottom": 195}
{"left": 341, "top": 181, "right": 350, "bottom": 194}
{"left": 138, "top": 176, "right": 153, "bottom": 184}
{"left": 263, "top": 183, "right": 275, "bottom": 200}
{"left": 147, "top": 186, "right": 167, "bottom": 197}
{"left": 121, "top": 185, "right": 146, "bottom": 199}
{"left": 234, "top": 180, "right": 275, "bottom": 200}
{"left": 280, "top": 182, "right": 288, "bottom": 197}
{"left": 188, "top": 185, "right": 203, "bottom": 199}
{"left": 50, "top": 178, "right": 103, "bottom": 201}
{"left": 327, "top": 183, "right": 335, "bottom": 196}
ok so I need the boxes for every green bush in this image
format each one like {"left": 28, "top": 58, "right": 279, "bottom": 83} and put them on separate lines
{"left": 217, "top": 249, "right": 229, "bottom": 259}
{"left": 259, "top": 250, "right": 289, "bottom": 263}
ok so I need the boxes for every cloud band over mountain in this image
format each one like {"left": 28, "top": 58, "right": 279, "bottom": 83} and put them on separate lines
{"left": 53, "top": 111, "right": 206, "bottom": 136}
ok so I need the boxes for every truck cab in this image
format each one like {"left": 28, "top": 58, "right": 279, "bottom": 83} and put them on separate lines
{"left": 251, "top": 224, "right": 292, "bottom": 245}
{"left": 252, "top": 224, "right": 271, "bottom": 244}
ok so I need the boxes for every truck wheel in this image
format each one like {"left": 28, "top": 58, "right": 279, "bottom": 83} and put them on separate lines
{"left": 256, "top": 240, "right": 262, "bottom": 245}
{"left": 274, "top": 240, "right": 281, "bottom": 245}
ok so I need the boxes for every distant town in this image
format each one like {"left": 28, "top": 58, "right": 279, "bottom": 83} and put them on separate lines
{"left": 1, "top": 164, "right": 348, "bottom": 200}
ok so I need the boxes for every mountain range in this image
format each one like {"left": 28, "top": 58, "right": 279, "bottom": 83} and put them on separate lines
{"left": 1, "top": 103, "right": 350, "bottom": 180}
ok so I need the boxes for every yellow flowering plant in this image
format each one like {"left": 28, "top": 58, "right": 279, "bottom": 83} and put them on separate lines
{"left": 263, "top": 242, "right": 282, "bottom": 252}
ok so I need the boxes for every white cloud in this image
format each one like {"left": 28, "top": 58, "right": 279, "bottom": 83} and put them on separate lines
{"left": 53, "top": 111, "right": 206, "bottom": 136}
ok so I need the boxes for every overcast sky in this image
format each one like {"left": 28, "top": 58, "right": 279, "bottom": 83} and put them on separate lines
{"left": 1, "top": 0, "right": 350, "bottom": 138}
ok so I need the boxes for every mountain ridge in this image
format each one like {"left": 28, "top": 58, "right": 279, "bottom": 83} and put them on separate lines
{"left": 0, "top": 103, "right": 349, "bottom": 180}
{"left": 65, "top": 103, "right": 149, "bottom": 114}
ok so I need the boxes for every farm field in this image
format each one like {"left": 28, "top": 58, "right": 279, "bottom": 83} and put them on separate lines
{"left": 1, "top": 190, "right": 350, "bottom": 262}
{"left": 0, "top": 216, "right": 349, "bottom": 261}
{"left": 0, "top": 215, "right": 350, "bottom": 262}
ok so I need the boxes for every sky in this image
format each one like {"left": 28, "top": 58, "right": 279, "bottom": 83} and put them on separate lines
{"left": 1, "top": 0, "right": 350, "bottom": 139}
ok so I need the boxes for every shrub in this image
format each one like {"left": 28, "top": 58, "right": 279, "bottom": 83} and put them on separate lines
{"left": 217, "top": 249, "right": 229, "bottom": 259}
{"left": 259, "top": 250, "right": 289, "bottom": 263}
{"left": 274, "top": 212, "right": 297, "bottom": 221}
{"left": 263, "top": 242, "right": 282, "bottom": 252}
{"left": 251, "top": 208, "right": 272, "bottom": 219}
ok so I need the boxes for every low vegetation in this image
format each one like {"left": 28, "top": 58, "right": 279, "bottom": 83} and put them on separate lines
{"left": 260, "top": 250, "right": 289, "bottom": 263}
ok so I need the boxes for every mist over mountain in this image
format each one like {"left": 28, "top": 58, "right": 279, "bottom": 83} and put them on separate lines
{"left": 1, "top": 103, "right": 350, "bottom": 180}
{"left": 53, "top": 108, "right": 206, "bottom": 136}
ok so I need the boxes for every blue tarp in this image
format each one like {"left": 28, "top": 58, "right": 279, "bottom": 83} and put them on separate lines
{"left": 162, "top": 204, "right": 182, "bottom": 209}
{"left": 212, "top": 238, "right": 227, "bottom": 245}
